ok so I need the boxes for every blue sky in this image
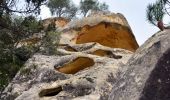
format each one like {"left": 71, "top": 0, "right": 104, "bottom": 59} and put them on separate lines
{"left": 40, "top": 0, "right": 159, "bottom": 45}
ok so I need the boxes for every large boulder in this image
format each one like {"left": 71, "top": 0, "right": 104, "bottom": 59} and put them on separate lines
{"left": 60, "top": 12, "right": 139, "bottom": 52}
{"left": 108, "top": 29, "right": 170, "bottom": 100}
{"left": 1, "top": 43, "right": 133, "bottom": 100}
{"left": 76, "top": 22, "right": 138, "bottom": 52}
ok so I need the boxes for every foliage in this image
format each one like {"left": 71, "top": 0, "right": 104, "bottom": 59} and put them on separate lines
{"left": 47, "top": 0, "right": 78, "bottom": 19}
{"left": 19, "top": 16, "right": 43, "bottom": 33}
{"left": 63, "top": 3, "right": 78, "bottom": 19}
{"left": 0, "top": 62, "right": 23, "bottom": 92}
{"left": 0, "top": 15, "right": 43, "bottom": 92}
{"left": 0, "top": 0, "right": 47, "bottom": 16}
{"left": 0, "top": 0, "right": 62, "bottom": 93}
{"left": 80, "top": 0, "right": 109, "bottom": 17}
{"left": 80, "top": 0, "right": 98, "bottom": 17}
{"left": 146, "top": 0, "right": 165, "bottom": 26}
{"left": 20, "top": 64, "right": 37, "bottom": 75}
{"left": 41, "top": 31, "right": 60, "bottom": 55}
{"left": 98, "top": 2, "right": 109, "bottom": 12}
{"left": 161, "top": 0, "right": 170, "bottom": 16}
{"left": 0, "top": 0, "right": 110, "bottom": 93}
{"left": 146, "top": 0, "right": 170, "bottom": 28}
{"left": 0, "top": 14, "right": 61, "bottom": 91}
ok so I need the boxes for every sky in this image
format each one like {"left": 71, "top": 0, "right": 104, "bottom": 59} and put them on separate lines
{"left": 39, "top": 0, "right": 159, "bottom": 45}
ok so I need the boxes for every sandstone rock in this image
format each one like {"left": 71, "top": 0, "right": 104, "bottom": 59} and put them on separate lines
{"left": 60, "top": 12, "right": 139, "bottom": 52}
{"left": 108, "top": 29, "right": 170, "bottom": 100}
{"left": 76, "top": 22, "right": 138, "bottom": 52}
{"left": 1, "top": 43, "right": 133, "bottom": 100}
{"left": 17, "top": 17, "right": 69, "bottom": 47}
{"left": 42, "top": 17, "right": 70, "bottom": 30}
{"left": 1, "top": 11, "right": 170, "bottom": 100}
{"left": 63, "top": 12, "right": 131, "bottom": 30}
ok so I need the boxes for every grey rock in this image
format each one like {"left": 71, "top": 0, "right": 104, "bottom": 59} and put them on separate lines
{"left": 109, "top": 29, "right": 170, "bottom": 100}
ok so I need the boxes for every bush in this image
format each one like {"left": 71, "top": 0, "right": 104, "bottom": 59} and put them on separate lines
{"left": 41, "top": 31, "right": 60, "bottom": 55}
{"left": 0, "top": 15, "right": 43, "bottom": 92}
{"left": 0, "top": 63, "right": 22, "bottom": 92}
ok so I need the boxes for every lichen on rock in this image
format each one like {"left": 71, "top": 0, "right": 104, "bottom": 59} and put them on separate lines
{"left": 108, "top": 29, "right": 170, "bottom": 100}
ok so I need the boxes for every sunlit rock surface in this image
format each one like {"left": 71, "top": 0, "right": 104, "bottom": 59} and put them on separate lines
{"left": 1, "top": 43, "right": 132, "bottom": 100}
{"left": 60, "top": 11, "right": 139, "bottom": 52}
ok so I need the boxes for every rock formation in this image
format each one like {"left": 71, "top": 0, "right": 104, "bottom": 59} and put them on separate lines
{"left": 76, "top": 22, "right": 138, "bottom": 52}
{"left": 60, "top": 12, "right": 139, "bottom": 52}
{"left": 0, "top": 43, "right": 133, "bottom": 100}
{"left": 108, "top": 29, "right": 170, "bottom": 100}
{"left": 2, "top": 11, "right": 170, "bottom": 100}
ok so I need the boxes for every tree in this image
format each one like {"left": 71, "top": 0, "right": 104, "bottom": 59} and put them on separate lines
{"left": 80, "top": 0, "right": 109, "bottom": 17}
{"left": 0, "top": 15, "right": 44, "bottom": 92}
{"left": 99, "top": 2, "right": 109, "bottom": 12}
{"left": 80, "top": 0, "right": 98, "bottom": 17}
{"left": 0, "top": 0, "right": 47, "bottom": 18}
{"left": 0, "top": 0, "right": 47, "bottom": 37}
{"left": 47, "top": 0, "right": 78, "bottom": 19}
{"left": 63, "top": 3, "right": 78, "bottom": 19}
{"left": 146, "top": 0, "right": 170, "bottom": 30}
{"left": 146, "top": 0, "right": 165, "bottom": 30}
{"left": 161, "top": 0, "right": 170, "bottom": 16}
{"left": 0, "top": 0, "right": 47, "bottom": 92}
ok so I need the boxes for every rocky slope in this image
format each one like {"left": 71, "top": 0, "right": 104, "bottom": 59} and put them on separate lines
{"left": 1, "top": 11, "right": 170, "bottom": 100}
{"left": 1, "top": 43, "right": 133, "bottom": 100}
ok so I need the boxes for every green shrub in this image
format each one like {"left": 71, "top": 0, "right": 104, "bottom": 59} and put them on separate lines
{"left": 0, "top": 63, "right": 22, "bottom": 92}
{"left": 0, "top": 15, "right": 43, "bottom": 92}
{"left": 41, "top": 31, "right": 60, "bottom": 55}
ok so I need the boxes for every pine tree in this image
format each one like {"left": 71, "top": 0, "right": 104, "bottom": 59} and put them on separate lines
{"left": 146, "top": 0, "right": 170, "bottom": 30}
{"left": 80, "top": 0, "right": 109, "bottom": 17}
{"left": 47, "top": 0, "right": 78, "bottom": 19}
{"left": 146, "top": 0, "right": 165, "bottom": 30}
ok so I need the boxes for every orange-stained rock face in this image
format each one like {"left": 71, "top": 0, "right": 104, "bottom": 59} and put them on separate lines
{"left": 76, "top": 22, "right": 139, "bottom": 52}
{"left": 56, "top": 57, "right": 95, "bottom": 74}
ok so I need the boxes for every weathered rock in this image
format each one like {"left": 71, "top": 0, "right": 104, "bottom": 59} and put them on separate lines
{"left": 63, "top": 12, "right": 131, "bottom": 30}
{"left": 17, "top": 17, "right": 69, "bottom": 47}
{"left": 60, "top": 12, "right": 139, "bottom": 52}
{"left": 109, "top": 29, "right": 170, "bottom": 100}
{"left": 76, "top": 22, "right": 138, "bottom": 52}
{"left": 1, "top": 55, "right": 68, "bottom": 100}
{"left": 1, "top": 43, "right": 133, "bottom": 100}
{"left": 42, "top": 17, "right": 70, "bottom": 30}
{"left": 2, "top": 10, "right": 170, "bottom": 100}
